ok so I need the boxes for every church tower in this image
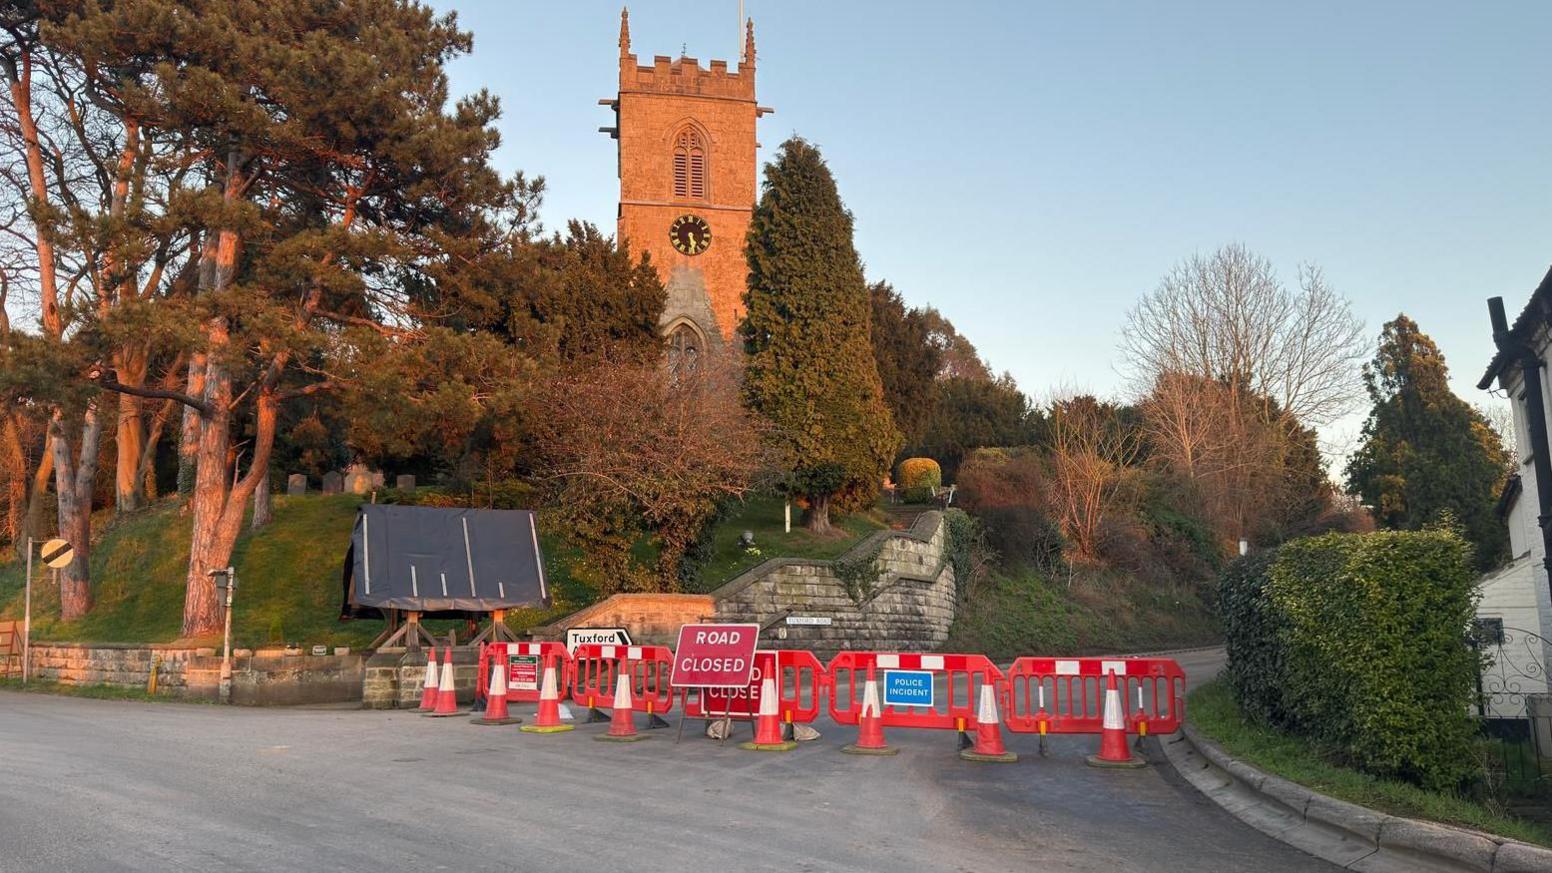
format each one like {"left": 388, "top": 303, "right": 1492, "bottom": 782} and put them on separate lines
{"left": 601, "top": 9, "right": 768, "bottom": 364}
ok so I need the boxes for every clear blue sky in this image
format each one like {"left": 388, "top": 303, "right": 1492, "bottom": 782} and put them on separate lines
{"left": 433, "top": 0, "right": 1552, "bottom": 456}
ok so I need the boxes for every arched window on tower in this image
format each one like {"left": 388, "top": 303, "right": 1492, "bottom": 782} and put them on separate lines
{"left": 672, "top": 128, "right": 706, "bottom": 200}
{"left": 666, "top": 321, "right": 703, "bottom": 376}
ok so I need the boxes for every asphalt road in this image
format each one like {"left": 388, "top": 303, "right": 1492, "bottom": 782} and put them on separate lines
{"left": 0, "top": 647, "right": 1339, "bottom": 873}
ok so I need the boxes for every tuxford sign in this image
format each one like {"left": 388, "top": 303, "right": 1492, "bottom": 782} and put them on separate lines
{"left": 564, "top": 627, "right": 632, "bottom": 654}
{"left": 670, "top": 623, "right": 759, "bottom": 688}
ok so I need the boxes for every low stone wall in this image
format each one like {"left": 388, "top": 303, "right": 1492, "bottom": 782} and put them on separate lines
{"left": 362, "top": 647, "right": 481, "bottom": 710}
{"left": 26, "top": 642, "right": 368, "bottom": 705}
{"left": 532, "top": 512, "right": 957, "bottom": 658}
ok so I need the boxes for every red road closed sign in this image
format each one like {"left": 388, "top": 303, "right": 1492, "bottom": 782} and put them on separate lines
{"left": 700, "top": 650, "right": 776, "bottom": 717}
{"left": 670, "top": 623, "right": 759, "bottom": 688}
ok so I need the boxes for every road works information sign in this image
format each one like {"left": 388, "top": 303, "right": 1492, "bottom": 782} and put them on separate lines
{"left": 670, "top": 623, "right": 759, "bottom": 688}
{"left": 882, "top": 669, "right": 935, "bottom": 708}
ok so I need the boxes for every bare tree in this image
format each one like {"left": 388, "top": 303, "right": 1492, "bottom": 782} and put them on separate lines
{"left": 1044, "top": 393, "right": 1142, "bottom": 562}
{"left": 1121, "top": 243, "right": 1366, "bottom": 428}
{"left": 531, "top": 353, "right": 774, "bottom": 589}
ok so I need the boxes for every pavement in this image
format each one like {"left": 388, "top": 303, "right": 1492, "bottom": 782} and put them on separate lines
{"left": 0, "top": 647, "right": 1342, "bottom": 873}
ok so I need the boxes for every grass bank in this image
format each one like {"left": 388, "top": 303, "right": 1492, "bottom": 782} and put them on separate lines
{"left": 1188, "top": 679, "right": 1552, "bottom": 848}
{"left": 685, "top": 495, "right": 892, "bottom": 592}
{"left": 945, "top": 566, "right": 1219, "bottom": 659}
{"left": 0, "top": 492, "right": 891, "bottom": 648}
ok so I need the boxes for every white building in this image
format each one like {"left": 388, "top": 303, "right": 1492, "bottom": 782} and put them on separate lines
{"left": 1478, "top": 267, "right": 1552, "bottom": 719}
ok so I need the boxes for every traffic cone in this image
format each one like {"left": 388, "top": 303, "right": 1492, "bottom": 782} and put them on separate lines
{"left": 596, "top": 665, "right": 648, "bottom": 743}
{"left": 520, "top": 653, "right": 575, "bottom": 734}
{"left": 425, "top": 647, "right": 461, "bottom": 717}
{"left": 472, "top": 649, "right": 521, "bottom": 726}
{"left": 417, "top": 646, "right": 439, "bottom": 712}
{"left": 1086, "top": 671, "right": 1146, "bottom": 769}
{"left": 738, "top": 677, "right": 797, "bottom": 752}
{"left": 959, "top": 680, "right": 1017, "bottom": 762}
{"left": 842, "top": 663, "right": 897, "bottom": 756}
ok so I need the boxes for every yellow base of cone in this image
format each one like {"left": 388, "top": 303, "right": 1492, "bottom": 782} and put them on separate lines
{"left": 960, "top": 748, "right": 1018, "bottom": 763}
{"left": 841, "top": 743, "right": 899, "bottom": 756}
{"left": 595, "top": 732, "right": 649, "bottom": 743}
{"left": 520, "top": 723, "right": 575, "bottom": 734}
{"left": 1085, "top": 753, "right": 1146, "bottom": 769}
{"left": 738, "top": 739, "right": 798, "bottom": 752}
{"left": 471, "top": 715, "right": 523, "bottom": 725}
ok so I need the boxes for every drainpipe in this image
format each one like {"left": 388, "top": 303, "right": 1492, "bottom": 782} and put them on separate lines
{"left": 1490, "top": 296, "right": 1552, "bottom": 605}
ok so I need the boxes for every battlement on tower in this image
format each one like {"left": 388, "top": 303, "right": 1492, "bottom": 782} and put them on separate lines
{"left": 617, "top": 9, "right": 756, "bottom": 101}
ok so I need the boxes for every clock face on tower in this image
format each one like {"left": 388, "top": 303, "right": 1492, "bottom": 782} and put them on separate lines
{"left": 668, "top": 214, "right": 712, "bottom": 256}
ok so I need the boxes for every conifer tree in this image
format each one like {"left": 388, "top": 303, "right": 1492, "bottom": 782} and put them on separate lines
{"left": 1345, "top": 314, "right": 1510, "bottom": 569}
{"left": 742, "top": 137, "right": 899, "bottom": 533}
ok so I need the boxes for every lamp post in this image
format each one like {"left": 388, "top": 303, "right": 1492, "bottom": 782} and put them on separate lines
{"left": 22, "top": 536, "right": 32, "bottom": 684}
{"left": 210, "top": 567, "right": 237, "bottom": 703}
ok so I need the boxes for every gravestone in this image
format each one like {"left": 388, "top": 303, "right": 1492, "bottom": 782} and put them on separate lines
{"left": 371, "top": 471, "right": 385, "bottom": 489}
{"left": 345, "top": 463, "right": 372, "bottom": 495}
{"left": 286, "top": 473, "right": 307, "bottom": 496}
{"left": 396, "top": 474, "right": 416, "bottom": 492}
{"left": 321, "top": 471, "right": 343, "bottom": 494}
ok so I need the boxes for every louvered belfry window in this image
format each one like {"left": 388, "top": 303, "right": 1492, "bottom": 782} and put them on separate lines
{"left": 673, "top": 129, "right": 706, "bottom": 200}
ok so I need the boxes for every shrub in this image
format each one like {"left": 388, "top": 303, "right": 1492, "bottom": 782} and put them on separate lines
{"left": 943, "top": 508, "right": 994, "bottom": 603}
{"left": 1221, "top": 529, "right": 1481, "bottom": 791}
{"left": 1216, "top": 548, "right": 1285, "bottom": 725}
{"left": 896, "top": 457, "right": 941, "bottom": 503}
{"left": 956, "top": 448, "right": 1064, "bottom": 571}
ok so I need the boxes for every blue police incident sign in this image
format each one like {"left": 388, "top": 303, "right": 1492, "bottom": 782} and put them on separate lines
{"left": 881, "top": 669, "right": 935, "bottom": 708}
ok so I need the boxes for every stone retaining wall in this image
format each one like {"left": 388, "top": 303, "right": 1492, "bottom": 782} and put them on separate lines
{"left": 532, "top": 511, "right": 957, "bottom": 658}
{"left": 710, "top": 511, "right": 955, "bottom": 657}
{"left": 26, "top": 642, "right": 367, "bottom": 705}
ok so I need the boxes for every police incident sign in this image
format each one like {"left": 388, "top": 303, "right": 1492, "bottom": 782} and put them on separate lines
{"left": 670, "top": 623, "right": 760, "bottom": 688}
{"left": 882, "top": 669, "right": 935, "bottom": 708}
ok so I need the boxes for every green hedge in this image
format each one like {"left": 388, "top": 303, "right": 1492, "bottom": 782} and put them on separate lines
{"left": 1219, "top": 530, "right": 1480, "bottom": 791}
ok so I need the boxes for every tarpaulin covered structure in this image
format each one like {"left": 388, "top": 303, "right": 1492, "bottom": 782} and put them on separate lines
{"left": 340, "top": 505, "right": 549, "bottom": 620}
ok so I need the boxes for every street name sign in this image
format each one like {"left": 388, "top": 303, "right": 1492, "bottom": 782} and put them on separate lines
{"left": 882, "top": 669, "right": 935, "bottom": 708}
{"left": 670, "top": 623, "right": 759, "bottom": 688}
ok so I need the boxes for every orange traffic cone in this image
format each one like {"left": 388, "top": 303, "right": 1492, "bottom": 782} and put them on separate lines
{"left": 472, "top": 649, "right": 522, "bottom": 726}
{"left": 739, "top": 677, "right": 797, "bottom": 752}
{"left": 417, "top": 646, "right": 439, "bottom": 712}
{"left": 1086, "top": 671, "right": 1146, "bottom": 768}
{"left": 960, "top": 680, "right": 1017, "bottom": 762}
{"left": 425, "top": 647, "right": 461, "bottom": 717}
{"left": 842, "top": 663, "right": 897, "bottom": 756}
{"left": 520, "top": 654, "right": 575, "bottom": 734}
{"left": 596, "top": 665, "right": 648, "bottom": 743}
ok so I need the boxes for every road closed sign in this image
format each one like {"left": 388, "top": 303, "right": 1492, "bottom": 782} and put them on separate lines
{"left": 670, "top": 623, "right": 759, "bottom": 688}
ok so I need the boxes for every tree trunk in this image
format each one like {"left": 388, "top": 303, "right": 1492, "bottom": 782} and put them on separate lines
{"left": 176, "top": 354, "right": 206, "bottom": 498}
{"left": 113, "top": 345, "right": 149, "bottom": 512}
{"left": 251, "top": 463, "right": 271, "bottom": 530}
{"left": 22, "top": 439, "right": 53, "bottom": 546}
{"left": 805, "top": 492, "right": 833, "bottom": 535}
{"left": 49, "top": 403, "right": 102, "bottom": 621}
{"left": 2, "top": 414, "right": 27, "bottom": 549}
{"left": 138, "top": 396, "right": 176, "bottom": 504}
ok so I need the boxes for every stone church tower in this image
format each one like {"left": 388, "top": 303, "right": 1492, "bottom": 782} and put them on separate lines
{"left": 600, "top": 9, "right": 769, "bottom": 365}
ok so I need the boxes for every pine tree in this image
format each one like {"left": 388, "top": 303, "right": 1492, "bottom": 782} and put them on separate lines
{"left": 742, "top": 138, "right": 899, "bottom": 533}
{"left": 868, "top": 281, "right": 942, "bottom": 448}
{"left": 1345, "top": 315, "right": 1510, "bottom": 570}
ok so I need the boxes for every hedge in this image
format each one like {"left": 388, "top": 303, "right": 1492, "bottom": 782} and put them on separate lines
{"left": 896, "top": 457, "right": 942, "bottom": 503}
{"left": 1219, "top": 529, "right": 1480, "bottom": 791}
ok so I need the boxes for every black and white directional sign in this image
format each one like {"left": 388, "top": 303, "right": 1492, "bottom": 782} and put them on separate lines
{"left": 40, "top": 538, "right": 74, "bottom": 569}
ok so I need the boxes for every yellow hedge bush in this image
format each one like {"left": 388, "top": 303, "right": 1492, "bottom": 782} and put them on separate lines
{"left": 896, "top": 458, "right": 942, "bottom": 500}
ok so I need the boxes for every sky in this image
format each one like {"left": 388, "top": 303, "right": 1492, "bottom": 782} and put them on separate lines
{"left": 429, "top": 0, "right": 1552, "bottom": 461}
